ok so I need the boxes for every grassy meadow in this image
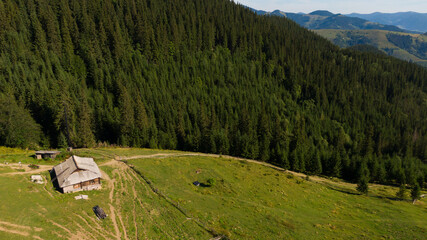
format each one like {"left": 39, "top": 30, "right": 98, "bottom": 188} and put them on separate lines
{"left": 127, "top": 155, "right": 427, "bottom": 239}
{"left": 0, "top": 147, "right": 426, "bottom": 239}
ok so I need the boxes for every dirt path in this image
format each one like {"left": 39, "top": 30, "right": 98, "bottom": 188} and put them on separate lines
{"left": 47, "top": 220, "right": 72, "bottom": 235}
{"left": 117, "top": 152, "right": 366, "bottom": 191}
{"left": 73, "top": 213, "right": 112, "bottom": 240}
{"left": 108, "top": 178, "right": 121, "bottom": 240}
{"left": 118, "top": 152, "right": 284, "bottom": 171}
{"left": 98, "top": 160, "right": 127, "bottom": 240}
{"left": 0, "top": 164, "right": 52, "bottom": 176}
{"left": 0, "top": 220, "right": 43, "bottom": 238}
{"left": 82, "top": 211, "right": 116, "bottom": 239}
{"left": 0, "top": 226, "right": 30, "bottom": 237}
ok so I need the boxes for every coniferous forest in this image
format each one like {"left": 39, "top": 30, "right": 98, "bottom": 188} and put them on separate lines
{"left": 0, "top": 0, "right": 426, "bottom": 187}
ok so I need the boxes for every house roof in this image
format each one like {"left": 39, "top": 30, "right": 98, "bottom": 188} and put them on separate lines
{"left": 35, "top": 150, "right": 60, "bottom": 155}
{"left": 53, "top": 155, "right": 101, "bottom": 188}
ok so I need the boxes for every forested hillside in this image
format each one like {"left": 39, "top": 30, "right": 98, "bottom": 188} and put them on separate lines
{"left": 0, "top": 0, "right": 427, "bottom": 186}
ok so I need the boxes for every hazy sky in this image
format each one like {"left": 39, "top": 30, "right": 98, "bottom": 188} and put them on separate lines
{"left": 236, "top": 0, "right": 427, "bottom": 14}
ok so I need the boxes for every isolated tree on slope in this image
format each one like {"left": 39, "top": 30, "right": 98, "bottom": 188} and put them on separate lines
{"left": 411, "top": 184, "right": 421, "bottom": 204}
{"left": 357, "top": 177, "right": 369, "bottom": 195}
{"left": 357, "top": 161, "right": 370, "bottom": 195}
{"left": 396, "top": 184, "right": 407, "bottom": 200}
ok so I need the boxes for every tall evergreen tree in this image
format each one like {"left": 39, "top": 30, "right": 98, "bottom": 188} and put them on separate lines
{"left": 411, "top": 183, "right": 421, "bottom": 204}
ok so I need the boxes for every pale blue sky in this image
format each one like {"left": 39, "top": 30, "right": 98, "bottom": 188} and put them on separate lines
{"left": 236, "top": 0, "right": 427, "bottom": 14}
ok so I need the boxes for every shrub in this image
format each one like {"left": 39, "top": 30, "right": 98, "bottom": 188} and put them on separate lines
{"left": 207, "top": 178, "right": 216, "bottom": 187}
{"left": 28, "top": 164, "right": 39, "bottom": 169}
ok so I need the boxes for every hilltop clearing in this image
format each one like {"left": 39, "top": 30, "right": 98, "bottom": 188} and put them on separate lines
{"left": 0, "top": 148, "right": 425, "bottom": 239}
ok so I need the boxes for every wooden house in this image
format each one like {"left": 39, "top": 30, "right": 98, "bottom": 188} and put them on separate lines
{"left": 35, "top": 150, "right": 61, "bottom": 159}
{"left": 51, "top": 155, "right": 102, "bottom": 193}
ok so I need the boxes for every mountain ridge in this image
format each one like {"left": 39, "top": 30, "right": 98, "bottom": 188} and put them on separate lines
{"left": 346, "top": 12, "right": 427, "bottom": 32}
{"left": 247, "top": 7, "right": 427, "bottom": 66}
{"left": 249, "top": 8, "right": 419, "bottom": 33}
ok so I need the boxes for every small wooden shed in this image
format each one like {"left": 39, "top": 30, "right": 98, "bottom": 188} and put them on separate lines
{"left": 51, "top": 155, "right": 102, "bottom": 193}
{"left": 35, "top": 151, "right": 61, "bottom": 159}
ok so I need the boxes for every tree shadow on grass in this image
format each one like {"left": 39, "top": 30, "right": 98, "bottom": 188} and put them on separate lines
{"left": 199, "top": 183, "right": 211, "bottom": 187}
{"left": 324, "top": 184, "right": 360, "bottom": 196}
{"left": 325, "top": 183, "right": 409, "bottom": 203}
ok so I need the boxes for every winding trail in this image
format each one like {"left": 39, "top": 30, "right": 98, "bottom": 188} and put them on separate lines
{"left": 0, "top": 163, "right": 53, "bottom": 176}
{"left": 0, "top": 220, "right": 43, "bottom": 238}
{"left": 108, "top": 179, "right": 121, "bottom": 240}
{"left": 124, "top": 152, "right": 411, "bottom": 201}
{"left": 118, "top": 152, "right": 285, "bottom": 171}
{"left": 101, "top": 159, "right": 129, "bottom": 240}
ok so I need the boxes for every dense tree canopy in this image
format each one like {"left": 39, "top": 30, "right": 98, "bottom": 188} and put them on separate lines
{"left": 0, "top": 0, "right": 426, "bottom": 186}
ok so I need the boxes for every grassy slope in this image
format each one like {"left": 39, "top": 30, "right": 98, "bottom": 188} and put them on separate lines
{"left": 314, "top": 29, "right": 427, "bottom": 66}
{"left": 128, "top": 155, "right": 427, "bottom": 239}
{"left": 0, "top": 147, "right": 211, "bottom": 239}
{"left": 0, "top": 147, "right": 426, "bottom": 239}
{"left": 0, "top": 146, "right": 180, "bottom": 165}
{"left": 0, "top": 172, "right": 114, "bottom": 239}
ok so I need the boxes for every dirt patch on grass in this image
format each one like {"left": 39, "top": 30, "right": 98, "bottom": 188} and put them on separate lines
{"left": 0, "top": 225, "right": 30, "bottom": 237}
{"left": 47, "top": 219, "right": 72, "bottom": 235}
{"left": 0, "top": 164, "right": 52, "bottom": 176}
{"left": 0, "top": 220, "right": 43, "bottom": 238}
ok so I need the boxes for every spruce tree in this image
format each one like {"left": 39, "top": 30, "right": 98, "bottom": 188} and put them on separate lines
{"left": 411, "top": 184, "right": 421, "bottom": 204}
{"left": 357, "top": 162, "right": 370, "bottom": 195}
{"left": 357, "top": 177, "right": 369, "bottom": 195}
{"left": 396, "top": 184, "right": 406, "bottom": 200}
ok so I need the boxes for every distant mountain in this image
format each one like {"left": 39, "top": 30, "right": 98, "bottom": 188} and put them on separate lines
{"left": 249, "top": 8, "right": 268, "bottom": 15}
{"left": 248, "top": 7, "right": 426, "bottom": 66}
{"left": 309, "top": 10, "right": 335, "bottom": 17}
{"left": 251, "top": 9, "right": 415, "bottom": 33}
{"left": 347, "top": 12, "right": 427, "bottom": 33}
{"left": 314, "top": 29, "right": 427, "bottom": 67}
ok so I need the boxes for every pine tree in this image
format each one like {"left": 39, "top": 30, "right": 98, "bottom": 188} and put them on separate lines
{"left": 57, "top": 132, "right": 68, "bottom": 149}
{"left": 396, "top": 184, "right": 406, "bottom": 200}
{"left": 76, "top": 89, "right": 96, "bottom": 148}
{"left": 313, "top": 151, "right": 323, "bottom": 175}
{"left": 0, "top": 95, "right": 42, "bottom": 148}
{"left": 357, "top": 176, "right": 369, "bottom": 195}
{"left": 357, "top": 161, "right": 370, "bottom": 195}
{"left": 411, "top": 183, "right": 421, "bottom": 204}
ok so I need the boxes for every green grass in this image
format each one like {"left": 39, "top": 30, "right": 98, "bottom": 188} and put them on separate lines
{"left": 0, "top": 148, "right": 211, "bottom": 239}
{"left": 0, "top": 167, "right": 14, "bottom": 173}
{"left": 81, "top": 147, "right": 181, "bottom": 157}
{"left": 0, "top": 147, "right": 426, "bottom": 239}
{"left": 0, "top": 170, "right": 115, "bottom": 239}
{"left": 0, "top": 147, "right": 38, "bottom": 164}
{"left": 128, "top": 155, "right": 427, "bottom": 239}
{"left": 0, "top": 146, "right": 177, "bottom": 166}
